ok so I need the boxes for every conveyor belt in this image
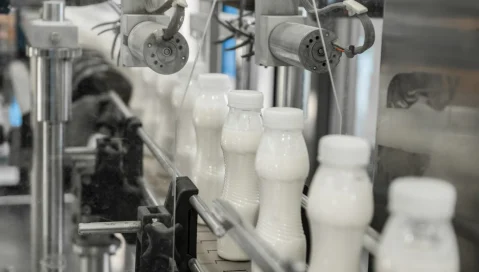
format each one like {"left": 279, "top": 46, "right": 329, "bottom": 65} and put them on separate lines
{"left": 197, "top": 225, "right": 251, "bottom": 272}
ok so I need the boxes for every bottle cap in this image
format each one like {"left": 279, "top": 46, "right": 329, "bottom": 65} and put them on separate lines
{"left": 318, "top": 135, "right": 370, "bottom": 166}
{"left": 228, "top": 90, "right": 264, "bottom": 109}
{"left": 198, "top": 73, "right": 232, "bottom": 92}
{"left": 263, "top": 107, "right": 304, "bottom": 130}
{"left": 389, "top": 177, "right": 457, "bottom": 219}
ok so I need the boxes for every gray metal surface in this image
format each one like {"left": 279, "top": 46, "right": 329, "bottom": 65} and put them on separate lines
{"left": 275, "top": 66, "right": 304, "bottom": 108}
{"left": 41, "top": 122, "right": 65, "bottom": 263}
{"left": 375, "top": 0, "right": 479, "bottom": 270}
{"left": 125, "top": 19, "right": 189, "bottom": 74}
{"left": 269, "top": 22, "right": 341, "bottom": 73}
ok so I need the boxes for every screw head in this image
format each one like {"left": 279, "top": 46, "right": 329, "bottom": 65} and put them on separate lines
{"left": 148, "top": 43, "right": 152, "bottom": 48}
{"left": 162, "top": 48, "right": 172, "bottom": 56}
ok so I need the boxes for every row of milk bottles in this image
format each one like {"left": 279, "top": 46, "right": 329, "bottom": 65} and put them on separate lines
{"left": 141, "top": 70, "right": 460, "bottom": 272}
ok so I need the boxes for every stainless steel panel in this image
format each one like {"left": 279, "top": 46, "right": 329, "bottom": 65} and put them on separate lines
{"left": 375, "top": 0, "right": 479, "bottom": 270}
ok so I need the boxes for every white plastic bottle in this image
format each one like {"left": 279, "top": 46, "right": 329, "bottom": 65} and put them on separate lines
{"left": 253, "top": 107, "right": 309, "bottom": 272}
{"left": 192, "top": 73, "right": 231, "bottom": 224}
{"left": 218, "top": 90, "right": 264, "bottom": 261}
{"left": 307, "top": 135, "right": 374, "bottom": 272}
{"left": 376, "top": 177, "right": 459, "bottom": 272}
{"left": 155, "top": 74, "right": 179, "bottom": 157}
{"left": 171, "top": 62, "right": 206, "bottom": 178}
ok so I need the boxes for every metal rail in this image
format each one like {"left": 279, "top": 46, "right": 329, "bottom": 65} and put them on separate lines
{"left": 109, "top": 91, "right": 181, "bottom": 178}
{"left": 78, "top": 221, "right": 141, "bottom": 235}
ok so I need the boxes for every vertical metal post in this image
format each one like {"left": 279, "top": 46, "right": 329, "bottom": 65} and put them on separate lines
{"left": 275, "top": 66, "right": 304, "bottom": 108}
{"left": 28, "top": 1, "right": 81, "bottom": 271}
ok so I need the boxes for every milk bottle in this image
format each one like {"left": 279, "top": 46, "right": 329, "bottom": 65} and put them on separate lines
{"left": 253, "top": 107, "right": 309, "bottom": 272}
{"left": 192, "top": 73, "right": 231, "bottom": 224}
{"left": 171, "top": 62, "right": 206, "bottom": 177}
{"left": 218, "top": 90, "right": 264, "bottom": 261}
{"left": 307, "top": 135, "right": 373, "bottom": 272}
{"left": 376, "top": 177, "right": 459, "bottom": 272}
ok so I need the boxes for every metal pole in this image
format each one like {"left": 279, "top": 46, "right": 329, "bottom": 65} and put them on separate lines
{"left": 109, "top": 91, "right": 181, "bottom": 178}
{"left": 188, "top": 259, "right": 207, "bottom": 272}
{"left": 41, "top": 122, "right": 64, "bottom": 258}
{"left": 78, "top": 221, "right": 142, "bottom": 235}
{"left": 27, "top": 2, "right": 81, "bottom": 270}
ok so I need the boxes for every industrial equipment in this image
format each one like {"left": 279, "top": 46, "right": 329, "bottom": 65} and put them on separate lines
{"left": 0, "top": 0, "right": 476, "bottom": 271}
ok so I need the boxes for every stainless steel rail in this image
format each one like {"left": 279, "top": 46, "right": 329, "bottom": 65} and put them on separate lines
{"left": 109, "top": 91, "right": 181, "bottom": 178}
{"left": 78, "top": 221, "right": 141, "bottom": 235}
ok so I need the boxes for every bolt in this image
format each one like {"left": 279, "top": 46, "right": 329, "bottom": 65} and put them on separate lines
{"left": 318, "top": 48, "right": 325, "bottom": 55}
{"left": 163, "top": 48, "right": 172, "bottom": 56}
{"left": 181, "top": 56, "right": 186, "bottom": 60}
{"left": 148, "top": 43, "right": 152, "bottom": 48}
{"left": 313, "top": 66, "right": 317, "bottom": 70}
{"left": 50, "top": 32, "right": 60, "bottom": 44}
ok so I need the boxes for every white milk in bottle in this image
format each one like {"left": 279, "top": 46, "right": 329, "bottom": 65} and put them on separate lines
{"left": 307, "top": 135, "right": 373, "bottom": 272}
{"left": 171, "top": 62, "right": 206, "bottom": 178}
{"left": 155, "top": 74, "right": 179, "bottom": 157}
{"left": 218, "top": 90, "right": 264, "bottom": 261}
{"left": 192, "top": 73, "right": 231, "bottom": 224}
{"left": 376, "top": 177, "right": 459, "bottom": 272}
{"left": 253, "top": 107, "right": 309, "bottom": 272}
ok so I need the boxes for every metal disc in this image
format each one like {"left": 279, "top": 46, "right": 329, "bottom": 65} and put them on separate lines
{"left": 143, "top": 32, "right": 189, "bottom": 75}
{"left": 298, "top": 29, "right": 342, "bottom": 73}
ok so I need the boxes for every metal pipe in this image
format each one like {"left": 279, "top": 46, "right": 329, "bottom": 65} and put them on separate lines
{"left": 78, "top": 221, "right": 142, "bottom": 235}
{"left": 42, "top": 0, "right": 65, "bottom": 22}
{"left": 109, "top": 91, "right": 181, "bottom": 178}
{"left": 65, "top": 146, "right": 96, "bottom": 156}
{"left": 41, "top": 122, "right": 65, "bottom": 258}
{"left": 275, "top": 66, "right": 304, "bottom": 108}
{"left": 189, "top": 195, "right": 226, "bottom": 237}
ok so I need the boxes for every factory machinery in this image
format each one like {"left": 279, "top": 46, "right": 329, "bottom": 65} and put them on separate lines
{"left": 0, "top": 0, "right": 477, "bottom": 271}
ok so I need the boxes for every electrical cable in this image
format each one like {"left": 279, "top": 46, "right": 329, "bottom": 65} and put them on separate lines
{"left": 310, "top": 0, "right": 343, "bottom": 134}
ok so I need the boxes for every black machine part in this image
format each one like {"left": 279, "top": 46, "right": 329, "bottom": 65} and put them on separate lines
{"left": 136, "top": 177, "right": 198, "bottom": 272}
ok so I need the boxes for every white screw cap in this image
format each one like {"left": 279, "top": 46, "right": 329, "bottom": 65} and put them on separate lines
{"left": 198, "top": 73, "right": 232, "bottom": 92}
{"left": 318, "top": 135, "right": 370, "bottom": 166}
{"left": 263, "top": 107, "right": 304, "bottom": 130}
{"left": 228, "top": 90, "right": 264, "bottom": 109}
{"left": 389, "top": 177, "right": 457, "bottom": 219}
